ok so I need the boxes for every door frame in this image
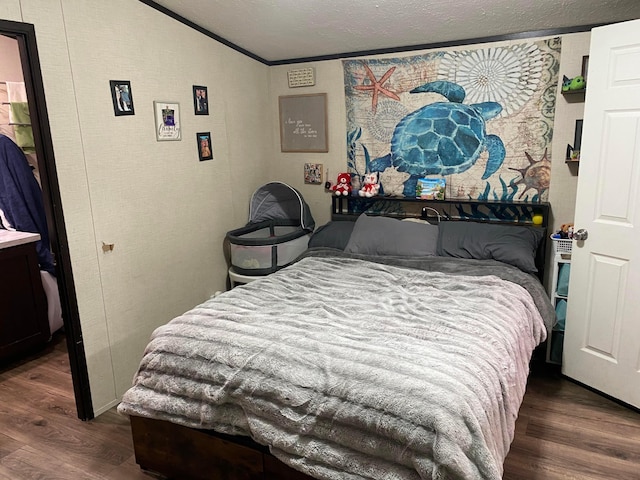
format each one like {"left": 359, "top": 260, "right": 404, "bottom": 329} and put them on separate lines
{"left": 1, "top": 18, "right": 93, "bottom": 420}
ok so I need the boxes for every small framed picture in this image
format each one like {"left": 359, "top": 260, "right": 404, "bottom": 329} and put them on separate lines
{"left": 574, "top": 119, "right": 584, "bottom": 151}
{"left": 110, "top": 80, "right": 134, "bottom": 116}
{"left": 304, "top": 163, "right": 323, "bottom": 184}
{"left": 197, "top": 131, "right": 213, "bottom": 161}
{"left": 193, "top": 85, "right": 208, "bottom": 115}
{"left": 154, "top": 101, "right": 181, "bottom": 141}
{"left": 581, "top": 56, "right": 589, "bottom": 83}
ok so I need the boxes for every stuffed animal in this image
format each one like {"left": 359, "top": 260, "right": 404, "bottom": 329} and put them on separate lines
{"left": 569, "top": 75, "right": 586, "bottom": 91}
{"left": 562, "top": 75, "right": 586, "bottom": 92}
{"left": 331, "top": 172, "right": 352, "bottom": 196}
{"left": 359, "top": 172, "right": 380, "bottom": 197}
{"left": 559, "top": 223, "right": 574, "bottom": 239}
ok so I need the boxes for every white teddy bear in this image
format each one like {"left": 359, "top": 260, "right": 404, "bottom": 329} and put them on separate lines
{"left": 358, "top": 172, "right": 380, "bottom": 197}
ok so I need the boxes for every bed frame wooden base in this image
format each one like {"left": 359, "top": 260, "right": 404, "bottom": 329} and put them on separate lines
{"left": 130, "top": 416, "right": 315, "bottom": 480}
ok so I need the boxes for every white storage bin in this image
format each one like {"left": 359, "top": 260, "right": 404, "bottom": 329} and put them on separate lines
{"left": 551, "top": 236, "right": 572, "bottom": 256}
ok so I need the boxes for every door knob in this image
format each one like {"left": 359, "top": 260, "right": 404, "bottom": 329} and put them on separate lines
{"left": 573, "top": 228, "right": 588, "bottom": 241}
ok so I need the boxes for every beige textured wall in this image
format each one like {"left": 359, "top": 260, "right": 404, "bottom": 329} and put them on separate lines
{"left": 0, "top": 1, "right": 21, "bottom": 23}
{"left": 269, "top": 62, "right": 347, "bottom": 226}
{"left": 269, "top": 34, "right": 588, "bottom": 230}
{"left": 5, "top": 0, "right": 270, "bottom": 414}
{"left": 548, "top": 33, "right": 589, "bottom": 232}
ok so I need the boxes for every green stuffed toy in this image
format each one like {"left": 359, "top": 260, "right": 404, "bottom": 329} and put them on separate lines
{"left": 569, "top": 75, "right": 586, "bottom": 91}
{"left": 562, "top": 75, "right": 586, "bottom": 92}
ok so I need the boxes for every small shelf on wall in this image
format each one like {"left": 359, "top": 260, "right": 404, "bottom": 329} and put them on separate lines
{"left": 562, "top": 56, "right": 588, "bottom": 99}
{"left": 561, "top": 88, "right": 586, "bottom": 96}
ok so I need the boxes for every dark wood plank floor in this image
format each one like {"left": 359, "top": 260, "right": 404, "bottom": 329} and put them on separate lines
{"left": 503, "top": 360, "right": 640, "bottom": 480}
{"left": 1, "top": 334, "right": 638, "bottom": 479}
{"left": 0, "top": 333, "right": 156, "bottom": 480}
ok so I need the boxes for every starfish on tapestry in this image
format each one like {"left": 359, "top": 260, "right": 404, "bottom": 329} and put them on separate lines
{"left": 354, "top": 63, "right": 401, "bottom": 114}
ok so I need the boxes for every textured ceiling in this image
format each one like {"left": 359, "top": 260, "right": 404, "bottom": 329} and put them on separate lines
{"left": 148, "top": 0, "right": 640, "bottom": 63}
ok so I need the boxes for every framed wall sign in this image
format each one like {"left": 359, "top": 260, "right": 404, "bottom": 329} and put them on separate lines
{"left": 154, "top": 101, "right": 181, "bottom": 141}
{"left": 287, "top": 67, "right": 315, "bottom": 88}
{"left": 278, "top": 93, "right": 328, "bottom": 152}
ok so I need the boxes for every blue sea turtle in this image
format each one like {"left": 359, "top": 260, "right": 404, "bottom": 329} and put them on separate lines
{"left": 369, "top": 80, "right": 506, "bottom": 197}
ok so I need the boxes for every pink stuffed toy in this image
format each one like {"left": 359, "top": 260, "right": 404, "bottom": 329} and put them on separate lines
{"left": 331, "top": 172, "right": 352, "bottom": 196}
{"left": 359, "top": 172, "right": 380, "bottom": 197}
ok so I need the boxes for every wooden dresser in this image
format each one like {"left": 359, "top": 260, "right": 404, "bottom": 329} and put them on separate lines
{"left": 0, "top": 230, "right": 50, "bottom": 361}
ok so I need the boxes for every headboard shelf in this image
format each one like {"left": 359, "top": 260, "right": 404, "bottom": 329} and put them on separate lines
{"left": 332, "top": 195, "right": 550, "bottom": 228}
{"left": 330, "top": 195, "right": 550, "bottom": 281}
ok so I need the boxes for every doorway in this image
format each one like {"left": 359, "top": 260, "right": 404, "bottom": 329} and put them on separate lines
{"left": 0, "top": 18, "right": 93, "bottom": 420}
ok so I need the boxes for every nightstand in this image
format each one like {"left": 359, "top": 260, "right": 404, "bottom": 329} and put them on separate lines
{"left": 0, "top": 231, "right": 50, "bottom": 360}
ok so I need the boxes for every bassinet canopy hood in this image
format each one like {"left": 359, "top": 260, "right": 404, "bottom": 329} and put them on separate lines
{"left": 249, "top": 181, "right": 315, "bottom": 230}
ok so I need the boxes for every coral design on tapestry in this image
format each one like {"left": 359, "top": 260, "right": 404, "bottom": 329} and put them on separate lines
{"left": 342, "top": 37, "right": 561, "bottom": 202}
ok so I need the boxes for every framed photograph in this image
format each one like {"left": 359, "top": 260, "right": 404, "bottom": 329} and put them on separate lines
{"left": 197, "top": 131, "right": 213, "bottom": 161}
{"left": 304, "top": 163, "right": 323, "bottom": 184}
{"left": 110, "top": 80, "right": 134, "bottom": 116}
{"left": 581, "top": 56, "right": 589, "bottom": 83}
{"left": 193, "top": 85, "right": 209, "bottom": 115}
{"left": 279, "top": 93, "right": 328, "bottom": 152}
{"left": 154, "top": 101, "right": 181, "bottom": 141}
{"left": 566, "top": 119, "right": 584, "bottom": 161}
{"left": 574, "top": 119, "right": 584, "bottom": 150}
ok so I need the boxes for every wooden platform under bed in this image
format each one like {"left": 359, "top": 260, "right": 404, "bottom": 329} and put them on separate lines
{"left": 130, "top": 416, "right": 315, "bottom": 480}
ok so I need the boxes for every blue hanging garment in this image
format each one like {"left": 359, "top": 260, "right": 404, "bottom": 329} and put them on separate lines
{"left": 0, "top": 134, "right": 55, "bottom": 275}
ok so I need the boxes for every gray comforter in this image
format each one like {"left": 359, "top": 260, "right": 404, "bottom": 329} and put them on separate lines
{"left": 118, "top": 250, "right": 551, "bottom": 480}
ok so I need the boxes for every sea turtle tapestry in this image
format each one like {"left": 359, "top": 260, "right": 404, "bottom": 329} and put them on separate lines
{"left": 342, "top": 37, "right": 561, "bottom": 202}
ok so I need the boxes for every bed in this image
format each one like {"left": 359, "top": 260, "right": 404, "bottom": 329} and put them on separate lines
{"left": 118, "top": 198, "right": 554, "bottom": 480}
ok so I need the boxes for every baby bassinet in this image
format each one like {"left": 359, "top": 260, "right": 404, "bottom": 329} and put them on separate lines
{"left": 226, "top": 182, "right": 315, "bottom": 276}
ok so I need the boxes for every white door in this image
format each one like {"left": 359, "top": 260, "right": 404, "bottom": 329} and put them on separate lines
{"left": 563, "top": 18, "right": 640, "bottom": 409}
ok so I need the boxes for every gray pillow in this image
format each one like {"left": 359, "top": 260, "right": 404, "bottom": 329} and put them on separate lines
{"left": 344, "top": 214, "right": 439, "bottom": 256}
{"left": 437, "top": 221, "right": 544, "bottom": 274}
{"left": 308, "top": 221, "right": 355, "bottom": 250}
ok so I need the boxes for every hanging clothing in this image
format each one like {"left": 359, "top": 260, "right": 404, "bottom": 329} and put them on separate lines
{"left": 0, "top": 134, "right": 55, "bottom": 276}
{"left": 6, "top": 81, "right": 27, "bottom": 103}
{"left": 6, "top": 82, "right": 35, "bottom": 153}
{"left": 9, "top": 102, "right": 35, "bottom": 153}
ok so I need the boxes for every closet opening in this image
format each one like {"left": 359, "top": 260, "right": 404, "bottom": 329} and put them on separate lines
{"left": 0, "top": 18, "right": 92, "bottom": 420}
